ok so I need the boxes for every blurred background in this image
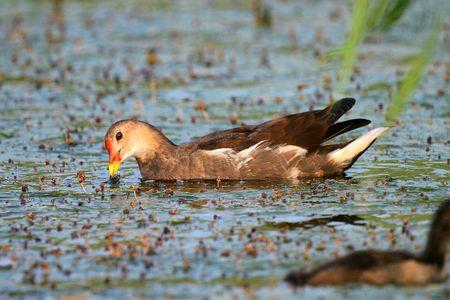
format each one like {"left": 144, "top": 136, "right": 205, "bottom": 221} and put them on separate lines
{"left": 0, "top": 0, "right": 449, "bottom": 299}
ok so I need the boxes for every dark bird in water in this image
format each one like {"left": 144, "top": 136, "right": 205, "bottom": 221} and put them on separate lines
{"left": 104, "top": 98, "right": 387, "bottom": 180}
{"left": 285, "top": 199, "right": 450, "bottom": 286}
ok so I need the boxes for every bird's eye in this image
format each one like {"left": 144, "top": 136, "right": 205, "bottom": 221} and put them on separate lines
{"left": 116, "top": 132, "right": 123, "bottom": 141}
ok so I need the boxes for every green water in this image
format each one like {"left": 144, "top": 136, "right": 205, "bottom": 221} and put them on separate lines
{"left": 0, "top": 0, "right": 449, "bottom": 299}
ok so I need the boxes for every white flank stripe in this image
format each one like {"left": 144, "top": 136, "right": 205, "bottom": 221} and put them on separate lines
{"left": 275, "top": 145, "right": 307, "bottom": 155}
{"left": 207, "top": 148, "right": 234, "bottom": 157}
{"left": 203, "top": 141, "right": 309, "bottom": 176}
{"left": 287, "top": 167, "right": 300, "bottom": 179}
{"left": 237, "top": 141, "right": 266, "bottom": 158}
{"left": 236, "top": 141, "right": 266, "bottom": 168}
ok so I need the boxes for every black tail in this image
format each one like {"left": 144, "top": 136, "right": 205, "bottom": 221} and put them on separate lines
{"left": 323, "top": 118, "right": 371, "bottom": 142}
{"left": 320, "top": 98, "right": 356, "bottom": 124}
{"left": 420, "top": 199, "right": 450, "bottom": 268}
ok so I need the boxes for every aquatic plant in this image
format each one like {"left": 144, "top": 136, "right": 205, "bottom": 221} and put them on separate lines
{"left": 335, "top": 0, "right": 441, "bottom": 121}
{"left": 336, "top": 0, "right": 413, "bottom": 85}
{"left": 337, "top": 0, "right": 369, "bottom": 87}
{"left": 386, "top": 17, "right": 441, "bottom": 121}
{"left": 251, "top": 0, "right": 272, "bottom": 28}
{"left": 366, "top": 0, "right": 412, "bottom": 32}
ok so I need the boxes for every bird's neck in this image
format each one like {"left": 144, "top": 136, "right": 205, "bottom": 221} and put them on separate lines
{"left": 132, "top": 125, "right": 178, "bottom": 162}
{"left": 132, "top": 126, "right": 181, "bottom": 180}
{"left": 134, "top": 138, "right": 177, "bottom": 162}
{"left": 420, "top": 218, "right": 449, "bottom": 268}
{"left": 135, "top": 148, "right": 183, "bottom": 180}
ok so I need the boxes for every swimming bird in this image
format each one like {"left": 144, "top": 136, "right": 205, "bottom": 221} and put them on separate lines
{"left": 285, "top": 199, "right": 450, "bottom": 286}
{"left": 104, "top": 98, "right": 387, "bottom": 180}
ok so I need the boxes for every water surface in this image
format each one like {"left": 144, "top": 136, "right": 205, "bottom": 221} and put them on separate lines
{"left": 0, "top": 0, "right": 449, "bottom": 299}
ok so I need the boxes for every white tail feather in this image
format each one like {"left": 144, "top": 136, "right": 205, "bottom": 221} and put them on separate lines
{"left": 329, "top": 127, "right": 388, "bottom": 167}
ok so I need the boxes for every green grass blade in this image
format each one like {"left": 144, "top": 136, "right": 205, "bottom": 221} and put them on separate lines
{"left": 385, "top": 16, "right": 441, "bottom": 121}
{"left": 379, "top": 0, "right": 412, "bottom": 31}
{"left": 366, "top": 0, "right": 390, "bottom": 31}
{"left": 338, "top": 0, "right": 369, "bottom": 87}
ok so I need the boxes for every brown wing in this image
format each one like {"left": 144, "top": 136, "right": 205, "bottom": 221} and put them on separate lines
{"left": 183, "top": 125, "right": 257, "bottom": 151}
{"left": 186, "top": 98, "right": 370, "bottom": 151}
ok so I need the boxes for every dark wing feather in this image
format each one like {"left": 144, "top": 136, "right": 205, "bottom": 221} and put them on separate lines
{"left": 188, "top": 98, "right": 362, "bottom": 151}
{"left": 317, "top": 97, "right": 356, "bottom": 124}
{"left": 323, "top": 119, "right": 371, "bottom": 143}
{"left": 184, "top": 126, "right": 256, "bottom": 151}
{"left": 247, "top": 111, "right": 327, "bottom": 150}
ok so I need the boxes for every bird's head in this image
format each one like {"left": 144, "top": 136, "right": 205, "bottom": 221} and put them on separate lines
{"left": 104, "top": 119, "right": 173, "bottom": 178}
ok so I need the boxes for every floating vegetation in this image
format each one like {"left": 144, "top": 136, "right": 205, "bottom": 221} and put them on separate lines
{"left": 0, "top": 130, "right": 13, "bottom": 139}
{"left": 262, "top": 215, "right": 365, "bottom": 231}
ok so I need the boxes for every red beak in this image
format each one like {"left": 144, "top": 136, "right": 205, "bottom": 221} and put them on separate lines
{"left": 105, "top": 139, "right": 122, "bottom": 176}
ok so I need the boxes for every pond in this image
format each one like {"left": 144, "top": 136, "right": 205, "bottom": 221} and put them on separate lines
{"left": 0, "top": 0, "right": 449, "bottom": 299}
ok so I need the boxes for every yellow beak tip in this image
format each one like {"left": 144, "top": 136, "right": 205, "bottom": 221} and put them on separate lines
{"left": 108, "top": 162, "right": 121, "bottom": 177}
